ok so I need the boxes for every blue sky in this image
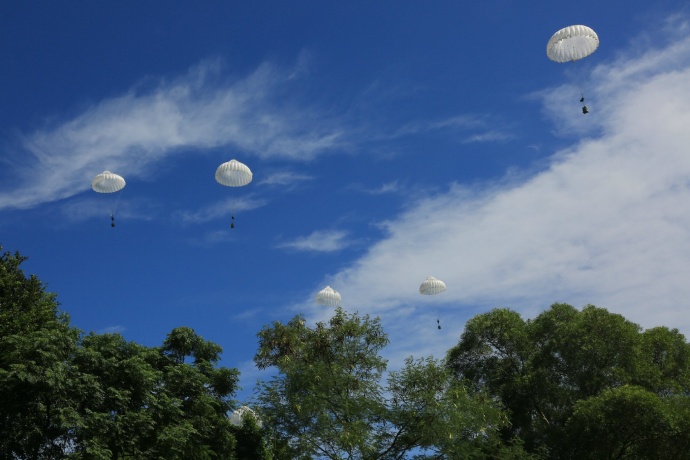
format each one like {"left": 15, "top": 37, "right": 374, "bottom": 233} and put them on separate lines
{"left": 2, "top": 1, "right": 690, "bottom": 400}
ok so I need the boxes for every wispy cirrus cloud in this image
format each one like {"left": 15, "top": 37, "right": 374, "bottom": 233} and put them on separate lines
{"left": 348, "top": 180, "right": 401, "bottom": 195}
{"left": 175, "top": 196, "right": 267, "bottom": 225}
{"left": 461, "top": 130, "right": 514, "bottom": 144}
{"left": 98, "top": 325, "right": 127, "bottom": 334}
{"left": 278, "top": 229, "right": 351, "bottom": 252}
{"left": 58, "top": 196, "right": 158, "bottom": 224}
{"left": 0, "top": 58, "right": 345, "bottom": 211}
{"left": 257, "top": 171, "right": 314, "bottom": 187}
{"left": 388, "top": 114, "right": 511, "bottom": 143}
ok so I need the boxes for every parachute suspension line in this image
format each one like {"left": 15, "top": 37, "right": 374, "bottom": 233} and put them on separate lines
{"left": 580, "top": 91, "right": 589, "bottom": 114}
{"left": 110, "top": 187, "right": 125, "bottom": 228}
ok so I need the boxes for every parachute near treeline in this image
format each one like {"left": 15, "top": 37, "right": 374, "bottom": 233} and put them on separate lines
{"left": 215, "top": 159, "right": 253, "bottom": 229}
{"left": 92, "top": 171, "right": 126, "bottom": 227}
{"left": 546, "top": 25, "right": 599, "bottom": 114}
{"left": 315, "top": 286, "right": 341, "bottom": 307}
{"left": 230, "top": 406, "right": 262, "bottom": 428}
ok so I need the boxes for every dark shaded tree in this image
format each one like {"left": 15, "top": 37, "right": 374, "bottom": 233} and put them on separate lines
{"left": 69, "top": 327, "right": 241, "bottom": 459}
{"left": 565, "top": 385, "right": 690, "bottom": 459}
{"left": 1, "top": 246, "right": 244, "bottom": 459}
{"left": 0, "top": 247, "right": 80, "bottom": 459}
{"left": 447, "top": 303, "right": 690, "bottom": 458}
{"left": 231, "top": 413, "right": 270, "bottom": 460}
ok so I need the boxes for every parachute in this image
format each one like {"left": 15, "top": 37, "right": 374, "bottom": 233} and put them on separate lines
{"left": 92, "top": 171, "right": 126, "bottom": 227}
{"left": 546, "top": 25, "right": 599, "bottom": 63}
{"left": 546, "top": 25, "right": 599, "bottom": 114}
{"left": 419, "top": 276, "right": 447, "bottom": 329}
{"left": 230, "top": 406, "right": 262, "bottom": 428}
{"left": 215, "top": 159, "right": 253, "bottom": 229}
{"left": 419, "top": 276, "right": 447, "bottom": 295}
{"left": 315, "top": 286, "right": 341, "bottom": 307}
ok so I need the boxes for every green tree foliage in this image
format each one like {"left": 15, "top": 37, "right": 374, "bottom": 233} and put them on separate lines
{"left": 69, "top": 328, "right": 241, "bottom": 459}
{"left": 231, "top": 413, "right": 270, "bottom": 460}
{"left": 0, "top": 246, "right": 244, "bottom": 459}
{"left": 566, "top": 385, "right": 690, "bottom": 459}
{"left": 254, "top": 307, "right": 525, "bottom": 459}
{"left": 0, "top": 247, "right": 81, "bottom": 459}
{"left": 154, "top": 326, "right": 240, "bottom": 459}
{"left": 446, "top": 303, "right": 690, "bottom": 458}
{"left": 68, "top": 332, "right": 155, "bottom": 458}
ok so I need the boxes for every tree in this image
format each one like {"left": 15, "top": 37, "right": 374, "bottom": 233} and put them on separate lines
{"left": 68, "top": 332, "right": 156, "bottom": 458}
{"left": 0, "top": 246, "right": 81, "bottom": 459}
{"left": 1, "top": 245, "right": 244, "bottom": 459}
{"left": 446, "top": 303, "right": 690, "bottom": 458}
{"left": 254, "top": 307, "right": 521, "bottom": 459}
{"left": 155, "top": 326, "right": 240, "bottom": 459}
{"left": 231, "top": 412, "right": 270, "bottom": 460}
{"left": 71, "top": 327, "right": 241, "bottom": 459}
{"left": 565, "top": 385, "right": 690, "bottom": 459}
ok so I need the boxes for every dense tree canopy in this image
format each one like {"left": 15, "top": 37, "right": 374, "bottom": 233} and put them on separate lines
{"left": 253, "top": 307, "right": 531, "bottom": 459}
{"left": 446, "top": 303, "right": 690, "bottom": 459}
{"left": 0, "top": 248, "right": 80, "bottom": 459}
{"left": 0, "top": 246, "right": 248, "bottom": 459}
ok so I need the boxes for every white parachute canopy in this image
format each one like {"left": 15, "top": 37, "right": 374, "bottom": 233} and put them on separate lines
{"left": 315, "top": 286, "right": 341, "bottom": 307}
{"left": 546, "top": 25, "right": 599, "bottom": 63}
{"left": 419, "top": 276, "right": 447, "bottom": 295}
{"left": 230, "top": 406, "right": 262, "bottom": 428}
{"left": 215, "top": 159, "right": 253, "bottom": 228}
{"left": 215, "top": 159, "right": 253, "bottom": 187}
{"left": 92, "top": 171, "right": 126, "bottom": 227}
{"left": 92, "top": 171, "right": 126, "bottom": 193}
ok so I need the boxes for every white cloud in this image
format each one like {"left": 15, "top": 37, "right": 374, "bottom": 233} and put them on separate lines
{"left": 304, "top": 22, "right": 690, "bottom": 362}
{"left": 461, "top": 130, "right": 514, "bottom": 144}
{"left": 0, "top": 58, "right": 344, "bottom": 211}
{"left": 278, "top": 229, "right": 351, "bottom": 252}
{"left": 58, "top": 196, "right": 157, "bottom": 224}
{"left": 348, "top": 180, "right": 401, "bottom": 195}
{"left": 98, "top": 325, "right": 126, "bottom": 334}
{"left": 388, "top": 114, "right": 510, "bottom": 143}
{"left": 175, "top": 196, "right": 267, "bottom": 224}
{"left": 257, "top": 171, "right": 314, "bottom": 187}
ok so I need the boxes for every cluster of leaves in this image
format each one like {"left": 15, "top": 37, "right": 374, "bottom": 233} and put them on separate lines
{"left": 446, "top": 304, "right": 690, "bottom": 459}
{"left": 0, "top": 247, "right": 261, "bottom": 459}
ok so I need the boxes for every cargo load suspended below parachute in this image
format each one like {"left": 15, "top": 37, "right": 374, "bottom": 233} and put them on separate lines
{"left": 315, "top": 286, "right": 341, "bottom": 307}
{"left": 215, "top": 159, "right": 252, "bottom": 228}
{"left": 92, "top": 171, "right": 126, "bottom": 227}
